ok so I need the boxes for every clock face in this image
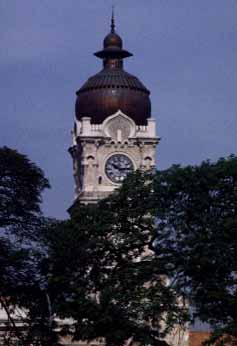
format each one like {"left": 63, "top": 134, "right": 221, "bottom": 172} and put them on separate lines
{"left": 105, "top": 154, "right": 134, "bottom": 183}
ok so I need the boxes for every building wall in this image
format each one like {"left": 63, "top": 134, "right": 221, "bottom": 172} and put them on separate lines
{"left": 69, "top": 110, "right": 159, "bottom": 204}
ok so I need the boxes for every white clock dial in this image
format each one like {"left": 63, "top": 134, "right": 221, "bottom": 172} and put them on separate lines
{"left": 105, "top": 154, "right": 134, "bottom": 183}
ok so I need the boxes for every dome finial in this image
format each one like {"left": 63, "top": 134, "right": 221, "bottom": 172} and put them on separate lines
{"left": 111, "top": 5, "right": 115, "bottom": 33}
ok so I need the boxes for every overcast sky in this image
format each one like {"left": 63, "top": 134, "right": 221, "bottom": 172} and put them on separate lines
{"left": 1, "top": 0, "right": 236, "bottom": 219}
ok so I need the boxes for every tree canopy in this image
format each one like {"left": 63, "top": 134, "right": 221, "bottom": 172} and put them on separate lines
{"left": 0, "top": 147, "right": 188, "bottom": 346}
{"left": 153, "top": 155, "right": 237, "bottom": 345}
{"left": 44, "top": 172, "right": 188, "bottom": 346}
{"left": 0, "top": 146, "right": 49, "bottom": 236}
{"left": 1, "top": 147, "right": 236, "bottom": 346}
{"left": 0, "top": 147, "right": 52, "bottom": 346}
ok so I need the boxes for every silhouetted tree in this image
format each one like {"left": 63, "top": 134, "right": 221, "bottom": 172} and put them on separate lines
{"left": 0, "top": 147, "right": 55, "bottom": 346}
{"left": 153, "top": 155, "right": 237, "bottom": 345}
{"left": 3, "top": 146, "right": 236, "bottom": 346}
{"left": 46, "top": 172, "right": 188, "bottom": 346}
{"left": 0, "top": 146, "right": 49, "bottom": 237}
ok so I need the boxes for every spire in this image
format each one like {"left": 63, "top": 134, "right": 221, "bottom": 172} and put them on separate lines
{"left": 111, "top": 6, "right": 115, "bottom": 33}
{"left": 94, "top": 9, "right": 133, "bottom": 62}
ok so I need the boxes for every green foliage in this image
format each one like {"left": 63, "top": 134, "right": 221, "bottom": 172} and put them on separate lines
{"left": 0, "top": 147, "right": 53, "bottom": 346}
{"left": 0, "top": 146, "right": 50, "bottom": 237}
{"left": 45, "top": 171, "right": 188, "bottom": 346}
{"left": 3, "top": 146, "right": 236, "bottom": 346}
{"left": 0, "top": 149, "right": 188, "bottom": 346}
{"left": 153, "top": 155, "right": 237, "bottom": 345}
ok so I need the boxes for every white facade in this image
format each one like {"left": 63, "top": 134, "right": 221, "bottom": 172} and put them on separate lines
{"left": 69, "top": 110, "right": 159, "bottom": 205}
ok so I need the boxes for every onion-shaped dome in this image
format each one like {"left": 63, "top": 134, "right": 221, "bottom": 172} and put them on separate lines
{"left": 75, "top": 12, "right": 151, "bottom": 125}
{"left": 103, "top": 31, "right": 122, "bottom": 49}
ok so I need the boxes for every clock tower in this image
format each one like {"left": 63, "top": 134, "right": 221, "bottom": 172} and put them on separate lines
{"left": 69, "top": 14, "right": 160, "bottom": 206}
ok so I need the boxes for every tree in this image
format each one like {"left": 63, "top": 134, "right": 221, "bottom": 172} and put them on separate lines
{"left": 44, "top": 172, "right": 188, "bottom": 346}
{"left": 5, "top": 146, "right": 237, "bottom": 345}
{"left": 0, "top": 146, "right": 49, "bottom": 237}
{"left": 153, "top": 155, "right": 237, "bottom": 345}
{"left": 0, "top": 147, "right": 53, "bottom": 346}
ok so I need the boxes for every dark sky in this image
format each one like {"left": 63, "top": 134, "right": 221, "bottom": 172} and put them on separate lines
{"left": 1, "top": 1, "right": 236, "bottom": 219}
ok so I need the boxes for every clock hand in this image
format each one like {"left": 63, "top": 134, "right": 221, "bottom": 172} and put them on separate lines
{"left": 120, "top": 166, "right": 131, "bottom": 171}
{"left": 112, "top": 163, "right": 119, "bottom": 170}
{"left": 112, "top": 165, "right": 130, "bottom": 172}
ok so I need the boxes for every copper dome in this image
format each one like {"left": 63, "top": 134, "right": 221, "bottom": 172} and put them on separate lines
{"left": 103, "top": 32, "right": 122, "bottom": 49}
{"left": 75, "top": 13, "right": 151, "bottom": 125}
